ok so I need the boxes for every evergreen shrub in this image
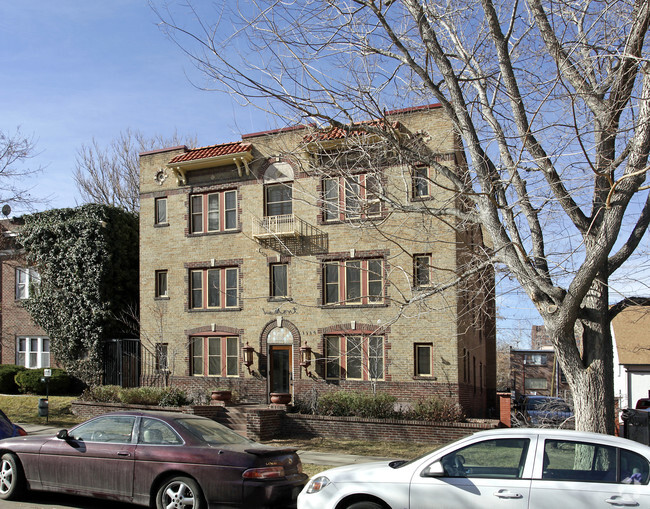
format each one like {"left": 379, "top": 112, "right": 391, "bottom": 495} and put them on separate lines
{"left": 14, "top": 368, "right": 72, "bottom": 395}
{"left": 81, "top": 385, "right": 189, "bottom": 407}
{"left": 0, "top": 365, "right": 26, "bottom": 394}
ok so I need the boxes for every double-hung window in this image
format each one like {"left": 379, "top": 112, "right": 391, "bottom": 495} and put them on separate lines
{"left": 415, "top": 343, "right": 433, "bottom": 377}
{"left": 323, "top": 173, "right": 381, "bottom": 222}
{"left": 412, "top": 166, "right": 431, "bottom": 198}
{"left": 154, "top": 197, "right": 168, "bottom": 225}
{"left": 414, "top": 254, "right": 432, "bottom": 287}
{"left": 191, "top": 336, "right": 239, "bottom": 376}
{"left": 265, "top": 183, "right": 292, "bottom": 216}
{"left": 155, "top": 270, "right": 168, "bottom": 298}
{"left": 190, "top": 267, "right": 239, "bottom": 309}
{"left": 325, "top": 335, "right": 384, "bottom": 380}
{"left": 270, "top": 263, "right": 289, "bottom": 298}
{"left": 323, "top": 258, "right": 383, "bottom": 305}
{"left": 15, "top": 268, "right": 40, "bottom": 300}
{"left": 16, "top": 337, "right": 50, "bottom": 368}
{"left": 190, "top": 190, "right": 237, "bottom": 233}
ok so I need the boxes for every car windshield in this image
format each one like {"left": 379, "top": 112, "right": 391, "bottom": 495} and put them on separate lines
{"left": 174, "top": 417, "right": 253, "bottom": 445}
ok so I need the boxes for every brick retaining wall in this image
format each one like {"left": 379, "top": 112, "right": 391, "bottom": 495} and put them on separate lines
{"left": 71, "top": 401, "right": 222, "bottom": 421}
{"left": 70, "top": 401, "right": 499, "bottom": 444}
{"left": 278, "top": 414, "right": 500, "bottom": 445}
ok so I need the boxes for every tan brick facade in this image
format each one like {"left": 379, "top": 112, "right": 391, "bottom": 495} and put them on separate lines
{"left": 139, "top": 105, "right": 496, "bottom": 417}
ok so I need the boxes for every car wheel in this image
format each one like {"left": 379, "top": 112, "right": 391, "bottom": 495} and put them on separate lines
{"left": 345, "top": 502, "right": 384, "bottom": 509}
{"left": 156, "top": 476, "right": 205, "bottom": 509}
{"left": 0, "top": 453, "right": 23, "bottom": 500}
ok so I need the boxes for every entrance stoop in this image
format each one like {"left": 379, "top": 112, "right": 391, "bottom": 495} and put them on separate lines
{"left": 214, "top": 404, "right": 268, "bottom": 438}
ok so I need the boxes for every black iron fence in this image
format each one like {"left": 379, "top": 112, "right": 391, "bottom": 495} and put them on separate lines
{"left": 103, "top": 338, "right": 140, "bottom": 388}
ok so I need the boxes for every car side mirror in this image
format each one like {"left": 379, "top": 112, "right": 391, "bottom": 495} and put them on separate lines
{"left": 422, "top": 461, "right": 446, "bottom": 477}
{"left": 56, "top": 429, "right": 69, "bottom": 440}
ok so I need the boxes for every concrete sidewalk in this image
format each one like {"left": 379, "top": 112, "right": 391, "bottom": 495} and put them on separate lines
{"left": 17, "top": 423, "right": 392, "bottom": 467}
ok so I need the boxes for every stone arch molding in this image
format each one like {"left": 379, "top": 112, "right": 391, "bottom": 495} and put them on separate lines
{"left": 260, "top": 318, "right": 301, "bottom": 346}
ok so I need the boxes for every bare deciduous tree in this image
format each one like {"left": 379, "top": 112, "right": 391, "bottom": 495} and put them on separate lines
{"left": 74, "top": 129, "right": 196, "bottom": 213}
{"left": 0, "top": 127, "right": 43, "bottom": 210}
{"left": 154, "top": 0, "right": 650, "bottom": 433}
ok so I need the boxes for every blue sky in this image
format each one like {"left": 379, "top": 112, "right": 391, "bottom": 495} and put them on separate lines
{"left": 0, "top": 1, "right": 267, "bottom": 214}
{"left": 0, "top": 1, "right": 545, "bottom": 343}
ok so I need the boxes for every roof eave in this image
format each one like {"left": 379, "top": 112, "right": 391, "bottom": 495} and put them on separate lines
{"left": 166, "top": 151, "right": 254, "bottom": 185}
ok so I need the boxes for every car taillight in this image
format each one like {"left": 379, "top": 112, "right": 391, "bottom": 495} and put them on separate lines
{"left": 16, "top": 427, "right": 27, "bottom": 436}
{"left": 242, "top": 466, "right": 286, "bottom": 479}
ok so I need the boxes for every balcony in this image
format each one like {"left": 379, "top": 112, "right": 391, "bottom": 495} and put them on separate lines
{"left": 252, "top": 214, "right": 300, "bottom": 239}
{"left": 252, "top": 214, "right": 328, "bottom": 255}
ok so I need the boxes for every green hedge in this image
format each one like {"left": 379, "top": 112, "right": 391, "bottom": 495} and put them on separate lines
{"left": 294, "top": 390, "right": 465, "bottom": 422}
{"left": 14, "top": 368, "right": 73, "bottom": 395}
{"left": 0, "top": 365, "right": 26, "bottom": 394}
{"left": 80, "top": 385, "right": 189, "bottom": 407}
{"left": 311, "top": 391, "right": 397, "bottom": 419}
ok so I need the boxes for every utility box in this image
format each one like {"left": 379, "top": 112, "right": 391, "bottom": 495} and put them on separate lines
{"left": 622, "top": 408, "right": 650, "bottom": 445}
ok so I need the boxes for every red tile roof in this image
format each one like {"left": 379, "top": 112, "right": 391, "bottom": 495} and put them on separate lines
{"left": 302, "top": 120, "right": 400, "bottom": 143}
{"left": 168, "top": 142, "right": 252, "bottom": 164}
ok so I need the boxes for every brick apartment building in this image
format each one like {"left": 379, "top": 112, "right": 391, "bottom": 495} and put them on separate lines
{"left": 510, "top": 348, "right": 571, "bottom": 401}
{"left": 139, "top": 104, "right": 496, "bottom": 417}
{"left": 0, "top": 219, "right": 51, "bottom": 370}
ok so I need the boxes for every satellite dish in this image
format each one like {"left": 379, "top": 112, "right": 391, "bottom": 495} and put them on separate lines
{"left": 1, "top": 205, "right": 11, "bottom": 217}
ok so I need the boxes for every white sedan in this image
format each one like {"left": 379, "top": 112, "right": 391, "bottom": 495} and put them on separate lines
{"left": 298, "top": 428, "right": 650, "bottom": 509}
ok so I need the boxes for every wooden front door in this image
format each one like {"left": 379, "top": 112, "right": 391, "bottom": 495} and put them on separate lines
{"left": 269, "top": 345, "right": 292, "bottom": 395}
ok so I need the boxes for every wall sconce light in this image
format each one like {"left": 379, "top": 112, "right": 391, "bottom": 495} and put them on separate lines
{"left": 300, "top": 342, "right": 312, "bottom": 376}
{"left": 243, "top": 342, "right": 255, "bottom": 373}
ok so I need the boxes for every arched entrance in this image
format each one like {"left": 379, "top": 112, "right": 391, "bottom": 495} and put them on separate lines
{"left": 268, "top": 326, "right": 293, "bottom": 395}
{"left": 262, "top": 319, "right": 300, "bottom": 402}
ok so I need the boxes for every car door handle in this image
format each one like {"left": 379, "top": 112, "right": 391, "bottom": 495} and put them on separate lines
{"left": 117, "top": 451, "right": 131, "bottom": 457}
{"left": 605, "top": 496, "right": 639, "bottom": 507}
{"left": 493, "top": 489, "right": 523, "bottom": 499}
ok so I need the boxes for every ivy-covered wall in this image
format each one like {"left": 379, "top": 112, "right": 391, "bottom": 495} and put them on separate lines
{"left": 20, "top": 204, "right": 139, "bottom": 384}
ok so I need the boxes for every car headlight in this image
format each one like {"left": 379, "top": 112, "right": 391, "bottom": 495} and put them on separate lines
{"left": 306, "top": 476, "right": 331, "bottom": 494}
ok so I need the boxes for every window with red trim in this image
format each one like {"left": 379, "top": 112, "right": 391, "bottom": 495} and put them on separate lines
{"left": 190, "top": 190, "right": 237, "bottom": 233}
{"left": 190, "top": 267, "right": 239, "bottom": 309}
{"left": 324, "top": 335, "right": 384, "bottom": 380}
{"left": 323, "top": 173, "right": 381, "bottom": 222}
{"left": 191, "top": 336, "right": 239, "bottom": 376}
{"left": 323, "top": 258, "right": 384, "bottom": 305}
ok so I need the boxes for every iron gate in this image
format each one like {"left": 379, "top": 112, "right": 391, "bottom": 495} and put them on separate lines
{"left": 103, "top": 338, "right": 141, "bottom": 387}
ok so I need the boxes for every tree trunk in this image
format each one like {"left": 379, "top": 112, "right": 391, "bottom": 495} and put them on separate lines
{"left": 554, "top": 272, "right": 615, "bottom": 434}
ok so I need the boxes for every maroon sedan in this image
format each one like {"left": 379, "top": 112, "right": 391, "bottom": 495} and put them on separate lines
{"left": 0, "top": 410, "right": 307, "bottom": 508}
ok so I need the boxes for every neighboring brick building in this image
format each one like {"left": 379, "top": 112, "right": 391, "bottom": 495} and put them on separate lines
{"left": 139, "top": 104, "right": 497, "bottom": 417}
{"left": 510, "top": 347, "right": 570, "bottom": 401}
{"left": 510, "top": 325, "right": 580, "bottom": 402}
{"left": 0, "top": 219, "right": 51, "bottom": 369}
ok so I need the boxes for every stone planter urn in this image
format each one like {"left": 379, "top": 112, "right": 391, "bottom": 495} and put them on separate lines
{"left": 270, "top": 392, "right": 291, "bottom": 405}
{"left": 211, "top": 390, "right": 232, "bottom": 403}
